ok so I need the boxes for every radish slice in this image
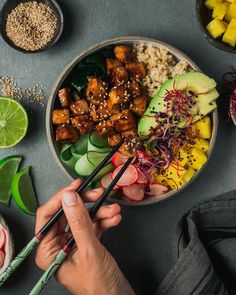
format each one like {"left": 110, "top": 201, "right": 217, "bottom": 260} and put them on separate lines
{"left": 0, "top": 229, "right": 6, "bottom": 250}
{"left": 111, "top": 152, "right": 128, "bottom": 167}
{"left": 123, "top": 184, "right": 145, "bottom": 201}
{"left": 136, "top": 169, "right": 147, "bottom": 184}
{"left": 146, "top": 184, "right": 168, "bottom": 196}
{"left": 112, "top": 164, "right": 138, "bottom": 187}
{"left": 100, "top": 173, "right": 119, "bottom": 190}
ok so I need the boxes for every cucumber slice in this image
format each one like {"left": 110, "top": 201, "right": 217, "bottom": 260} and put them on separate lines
{"left": 71, "top": 146, "right": 83, "bottom": 161}
{"left": 73, "top": 133, "right": 90, "bottom": 154}
{"left": 88, "top": 131, "right": 111, "bottom": 152}
{"left": 60, "top": 144, "right": 76, "bottom": 170}
{"left": 92, "top": 163, "right": 114, "bottom": 183}
{"left": 87, "top": 151, "right": 110, "bottom": 166}
{"left": 75, "top": 154, "right": 95, "bottom": 176}
{"left": 75, "top": 151, "right": 111, "bottom": 176}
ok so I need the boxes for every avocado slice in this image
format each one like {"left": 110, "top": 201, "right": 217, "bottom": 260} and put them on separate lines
{"left": 138, "top": 72, "right": 219, "bottom": 137}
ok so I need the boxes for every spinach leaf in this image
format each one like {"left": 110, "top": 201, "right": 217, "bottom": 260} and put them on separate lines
{"left": 70, "top": 47, "right": 114, "bottom": 97}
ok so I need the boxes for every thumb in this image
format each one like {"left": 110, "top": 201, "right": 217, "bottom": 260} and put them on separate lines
{"left": 62, "top": 191, "right": 96, "bottom": 249}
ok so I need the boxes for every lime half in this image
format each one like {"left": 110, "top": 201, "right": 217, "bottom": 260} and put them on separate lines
{"left": 0, "top": 156, "right": 22, "bottom": 206}
{"left": 0, "top": 97, "right": 28, "bottom": 148}
{"left": 11, "top": 166, "right": 38, "bottom": 216}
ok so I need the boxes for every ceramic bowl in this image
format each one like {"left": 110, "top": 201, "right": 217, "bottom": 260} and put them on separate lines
{"left": 196, "top": 0, "right": 236, "bottom": 54}
{"left": 0, "top": 0, "right": 63, "bottom": 53}
{"left": 46, "top": 36, "right": 218, "bottom": 206}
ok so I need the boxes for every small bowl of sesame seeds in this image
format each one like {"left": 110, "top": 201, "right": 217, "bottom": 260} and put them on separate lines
{"left": 0, "top": 0, "right": 63, "bottom": 53}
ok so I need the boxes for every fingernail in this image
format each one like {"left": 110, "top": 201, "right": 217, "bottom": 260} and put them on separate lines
{"left": 63, "top": 191, "right": 78, "bottom": 207}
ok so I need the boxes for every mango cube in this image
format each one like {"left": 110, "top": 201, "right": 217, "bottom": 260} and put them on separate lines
{"left": 193, "top": 138, "right": 210, "bottom": 152}
{"left": 205, "top": 0, "right": 223, "bottom": 9}
{"left": 176, "top": 148, "right": 189, "bottom": 167}
{"left": 213, "top": 3, "right": 228, "bottom": 19}
{"left": 182, "top": 167, "right": 196, "bottom": 183}
{"left": 166, "top": 177, "right": 186, "bottom": 190}
{"left": 207, "top": 18, "right": 228, "bottom": 38}
{"left": 225, "top": 4, "right": 236, "bottom": 22}
{"left": 164, "top": 163, "right": 186, "bottom": 190}
{"left": 188, "top": 148, "right": 207, "bottom": 170}
{"left": 223, "top": 26, "right": 236, "bottom": 46}
{"left": 165, "top": 163, "right": 186, "bottom": 180}
{"left": 194, "top": 116, "right": 212, "bottom": 139}
{"left": 228, "top": 19, "right": 236, "bottom": 29}
{"left": 155, "top": 174, "right": 168, "bottom": 186}
{"left": 225, "top": 0, "right": 236, "bottom": 3}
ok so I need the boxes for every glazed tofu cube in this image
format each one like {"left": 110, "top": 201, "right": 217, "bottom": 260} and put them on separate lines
{"left": 107, "top": 98, "right": 121, "bottom": 115}
{"left": 90, "top": 101, "right": 111, "bottom": 122}
{"left": 114, "top": 45, "right": 137, "bottom": 64}
{"left": 108, "top": 134, "right": 122, "bottom": 147}
{"left": 121, "top": 129, "right": 137, "bottom": 138}
{"left": 70, "top": 99, "right": 89, "bottom": 116}
{"left": 97, "top": 101, "right": 111, "bottom": 120}
{"left": 52, "top": 109, "right": 70, "bottom": 125}
{"left": 106, "top": 58, "right": 122, "bottom": 72}
{"left": 125, "top": 62, "right": 146, "bottom": 80}
{"left": 71, "top": 115, "right": 94, "bottom": 135}
{"left": 129, "top": 95, "right": 147, "bottom": 116}
{"left": 126, "top": 80, "right": 142, "bottom": 98}
{"left": 118, "top": 137, "right": 140, "bottom": 157}
{"left": 56, "top": 124, "right": 79, "bottom": 143}
{"left": 109, "top": 86, "right": 130, "bottom": 105}
{"left": 58, "top": 88, "right": 71, "bottom": 107}
{"left": 90, "top": 105, "right": 99, "bottom": 122}
{"left": 95, "top": 120, "right": 115, "bottom": 137}
{"left": 86, "top": 77, "right": 108, "bottom": 105}
{"left": 109, "top": 66, "right": 129, "bottom": 85}
{"left": 111, "top": 109, "right": 136, "bottom": 132}
{"left": 89, "top": 105, "right": 99, "bottom": 122}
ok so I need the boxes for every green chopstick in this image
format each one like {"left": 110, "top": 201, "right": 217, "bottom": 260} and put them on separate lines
{"left": 0, "top": 237, "right": 40, "bottom": 286}
{"left": 0, "top": 139, "right": 125, "bottom": 287}
{"left": 29, "top": 157, "right": 133, "bottom": 295}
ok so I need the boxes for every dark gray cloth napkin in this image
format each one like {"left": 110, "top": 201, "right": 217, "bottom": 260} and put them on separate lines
{"left": 156, "top": 190, "right": 236, "bottom": 295}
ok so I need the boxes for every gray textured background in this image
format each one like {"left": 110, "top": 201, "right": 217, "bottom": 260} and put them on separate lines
{"left": 0, "top": 0, "right": 235, "bottom": 294}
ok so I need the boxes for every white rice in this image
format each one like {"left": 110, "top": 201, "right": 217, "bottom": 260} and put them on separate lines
{"left": 136, "top": 44, "right": 193, "bottom": 97}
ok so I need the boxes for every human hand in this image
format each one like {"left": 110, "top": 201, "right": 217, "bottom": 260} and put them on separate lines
{"left": 35, "top": 179, "right": 135, "bottom": 295}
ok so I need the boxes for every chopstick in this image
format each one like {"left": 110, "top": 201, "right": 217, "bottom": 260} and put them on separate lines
{"left": 29, "top": 157, "right": 134, "bottom": 295}
{"left": 0, "top": 139, "right": 124, "bottom": 287}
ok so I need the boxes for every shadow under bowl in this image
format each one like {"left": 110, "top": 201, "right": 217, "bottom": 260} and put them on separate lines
{"left": 196, "top": 0, "right": 236, "bottom": 54}
{"left": 0, "top": 0, "right": 64, "bottom": 53}
{"left": 46, "top": 36, "right": 218, "bottom": 206}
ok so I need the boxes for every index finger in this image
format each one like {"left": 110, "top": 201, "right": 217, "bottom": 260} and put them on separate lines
{"left": 35, "top": 179, "right": 82, "bottom": 234}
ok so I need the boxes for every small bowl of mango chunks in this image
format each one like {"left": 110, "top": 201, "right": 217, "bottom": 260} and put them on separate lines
{"left": 196, "top": 0, "right": 236, "bottom": 53}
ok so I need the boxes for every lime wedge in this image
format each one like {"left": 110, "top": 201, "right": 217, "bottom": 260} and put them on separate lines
{"left": 0, "top": 156, "right": 22, "bottom": 206}
{"left": 0, "top": 97, "right": 28, "bottom": 148}
{"left": 11, "top": 166, "right": 38, "bottom": 216}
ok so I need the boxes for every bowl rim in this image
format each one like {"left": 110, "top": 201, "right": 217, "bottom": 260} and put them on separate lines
{"left": 46, "top": 36, "right": 219, "bottom": 206}
{"left": 0, "top": 0, "right": 64, "bottom": 53}
{"left": 195, "top": 0, "right": 236, "bottom": 54}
